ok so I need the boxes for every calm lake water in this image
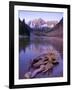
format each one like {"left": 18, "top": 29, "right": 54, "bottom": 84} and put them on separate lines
{"left": 19, "top": 36, "right": 63, "bottom": 79}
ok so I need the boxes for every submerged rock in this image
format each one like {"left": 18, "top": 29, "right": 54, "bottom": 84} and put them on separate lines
{"left": 31, "top": 65, "right": 45, "bottom": 78}
{"left": 31, "top": 52, "right": 59, "bottom": 68}
{"left": 24, "top": 72, "right": 31, "bottom": 79}
{"left": 42, "top": 62, "right": 53, "bottom": 73}
{"left": 24, "top": 51, "right": 59, "bottom": 78}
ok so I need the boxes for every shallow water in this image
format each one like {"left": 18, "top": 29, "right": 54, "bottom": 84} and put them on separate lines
{"left": 19, "top": 36, "right": 63, "bottom": 79}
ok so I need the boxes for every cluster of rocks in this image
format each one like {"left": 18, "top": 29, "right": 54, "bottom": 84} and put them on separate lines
{"left": 24, "top": 52, "right": 59, "bottom": 79}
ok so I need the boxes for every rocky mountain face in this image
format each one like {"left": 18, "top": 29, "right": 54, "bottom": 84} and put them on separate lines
{"left": 28, "top": 18, "right": 45, "bottom": 28}
{"left": 47, "top": 21, "right": 58, "bottom": 28}
{"left": 28, "top": 18, "right": 58, "bottom": 29}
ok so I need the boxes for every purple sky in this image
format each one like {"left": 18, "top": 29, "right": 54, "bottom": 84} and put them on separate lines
{"left": 19, "top": 10, "right": 63, "bottom": 23}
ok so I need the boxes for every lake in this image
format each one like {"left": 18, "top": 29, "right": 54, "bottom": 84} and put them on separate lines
{"left": 19, "top": 35, "right": 63, "bottom": 79}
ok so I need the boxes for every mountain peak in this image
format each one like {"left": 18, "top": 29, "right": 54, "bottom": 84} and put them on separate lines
{"left": 28, "top": 18, "right": 58, "bottom": 29}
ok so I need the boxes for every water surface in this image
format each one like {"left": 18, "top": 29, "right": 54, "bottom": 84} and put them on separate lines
{"left": 19, "top": 36, "right": 63, "bottom": 79}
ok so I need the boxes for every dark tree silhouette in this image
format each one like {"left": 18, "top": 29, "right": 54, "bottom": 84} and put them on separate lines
{"left": 19, "top": 19, "right": 32, "bottom": 36}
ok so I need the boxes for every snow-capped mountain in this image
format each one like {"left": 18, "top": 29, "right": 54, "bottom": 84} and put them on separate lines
{"left": 28, "top": 18, "right": 58, "bottom": 29}
{"left": 28, "top": 18, "right": 45, "bottom": 28}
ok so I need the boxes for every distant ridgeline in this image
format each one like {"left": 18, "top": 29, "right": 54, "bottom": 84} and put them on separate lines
{"left": 19, "top": 19, "right": 32, "bottom": 36}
